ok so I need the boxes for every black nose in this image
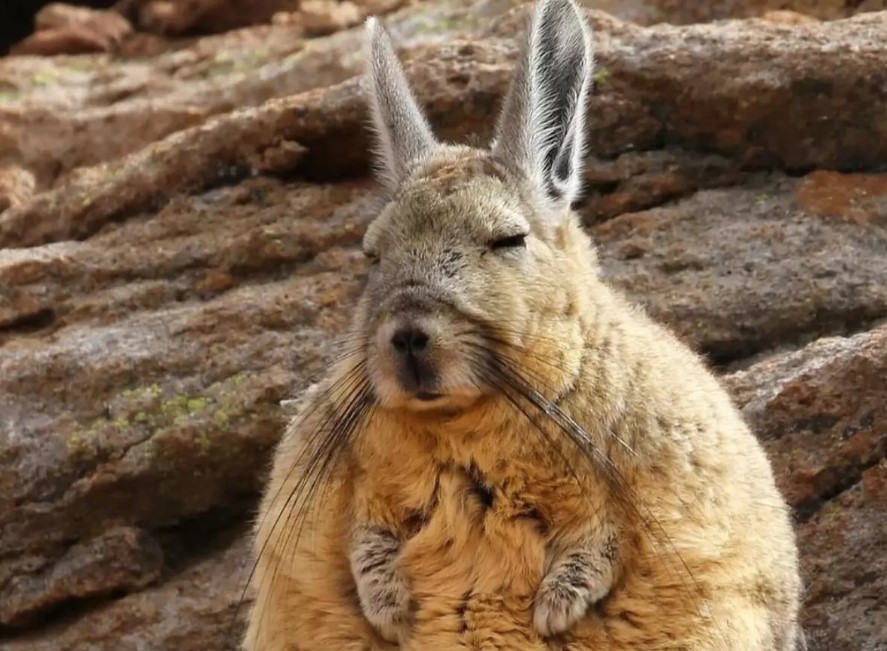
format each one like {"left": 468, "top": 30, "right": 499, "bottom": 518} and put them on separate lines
{"left": 391, "top": 328, "right": 429, "bottom": 356}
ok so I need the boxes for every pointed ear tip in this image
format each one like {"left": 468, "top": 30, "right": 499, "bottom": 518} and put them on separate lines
{"left": 534, "top": 0, "right": 593, "bottom": 39}
{"left": 364, "top": 16, "right": 389, "bottom": 47}
{"left": 562, "top": 0, "right": 592, "bottom": 29}
{"left": 536, "top": 0, "right": 578, "bottom": 16}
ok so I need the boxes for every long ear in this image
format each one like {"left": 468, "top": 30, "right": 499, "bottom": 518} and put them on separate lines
{"left": 363, "top": 18, "right": 437, "bottom": 192}
{"left": 491, "top": 0, "right": 593, "bottom": 207}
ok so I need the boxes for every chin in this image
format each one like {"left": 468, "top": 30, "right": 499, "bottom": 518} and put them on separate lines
{"left": 371, "top": 373, "right": 486, "bottom": 415}
{"left": 403, "top": 390, "right": 485, "bottom": 415}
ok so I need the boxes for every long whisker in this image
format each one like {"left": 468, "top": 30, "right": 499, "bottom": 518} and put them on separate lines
{"left": 465, "top": 337, "right": 638, "bottom": 458}
{"left": 500, "top": 364, "right": 726, "bottom": 641}
{"left": 231, "top": 355, "right": 374, "bottom": 649}
{"left": 255, "top": 370, "right": 372, "bottom": 642}
{"left": 468, "top": 354, "right": 587, "bottom": 492}
{"left": 472, "top": 344, "right": 728, "bottom": 645}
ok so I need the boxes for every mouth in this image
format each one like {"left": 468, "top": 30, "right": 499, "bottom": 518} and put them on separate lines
{"left": 396, "top": 355, "right": 438, "bottom": 396}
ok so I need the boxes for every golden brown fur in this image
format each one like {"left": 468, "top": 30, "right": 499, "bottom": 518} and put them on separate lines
{"left": 243, "top": 2, "right": 803, "bottom": 649}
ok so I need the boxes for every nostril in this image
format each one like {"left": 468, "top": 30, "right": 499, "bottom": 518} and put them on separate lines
{"left": 391, "top": 330, "right": 410, "bottom": 353}
{"left": 410, "top": 330, "right": 429, "bottom": 352}
{"left": 391, "top": 328, "right": 429, "bottom": 355}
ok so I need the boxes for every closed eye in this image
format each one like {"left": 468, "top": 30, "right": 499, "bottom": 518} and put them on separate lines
{"left": 363, "top": 249, "right": 380, "bottom": 264}
{"left": 489, "top": 233, "right": 528, "bottom": 250}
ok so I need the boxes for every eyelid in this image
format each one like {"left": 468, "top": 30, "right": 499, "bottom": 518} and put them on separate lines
{"left": 495, "top": 209, "right": 531, "bottom": 234}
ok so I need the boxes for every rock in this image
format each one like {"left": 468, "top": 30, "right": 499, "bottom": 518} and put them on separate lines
{"left": 298, "top": 0, "right": 364, "bottom": 36}
{"left": 9, "top": 4, "right": 133, "bottom": 57}
{"left": 726, "top": 327, "right": 887, "bottom": 650}
{"left": 617, "top": 0, "right": 887, "bottom": 24}
{"left": 9, "top": 29, "right": 113, "bottom": 58}
{"left": 0, "top": 177, "right": 373, "bottom": 560}
{"left": 2, "top": 323, "right": 882, "bottom": 649}
{"left": 0, "top": 103, "right": 309, "bottom": 245}
{"left": 116, "top": 0, "right": 406, "bottom": 36}
{"left": 0, "top": 165, "right": 35, "bottom": 212}
{"left": 1, "top": 169, "right": 884, "bottom": 645}
{"left": 4, "top": 11, "right": 887, "bottom": 239}
{"left": 798, "top": 461, "right": 887, "bottom": 651}
{"left": 725, "top": 326, "right": 887, "bottom": 650}
{"left": 0, "top": 0, "right": 484, "bottom": 190}
{"left": 0, "top": 527, "right": 163, "bottom": 627}
{"left": 797, "top": 170, "right": 887, "bottom": 225}
{"left": 592, "top": 175, "right": 887, "bottom": 362}
{"left": 581, "top": 149, "right": 744, "bottom": 222}
{"left": 115, "top": 0, "right": 296, "bottom": 36}
{"left": 758, "top": 9, "right": 820, "bottom": 25}
{"left": 497, "top": 10, "right": 887, "bottom": 169}
{"left": 0, "top": 529, "right": 248, "bottom": 651}
{"left": 727, "top": 325, "right": 887, "bottom": 518}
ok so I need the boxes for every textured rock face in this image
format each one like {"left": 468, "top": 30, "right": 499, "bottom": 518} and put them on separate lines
{"left": 727, "top": 326, "right": 887, "bottom": 651}
{"left": 1, "top": 1, "right": 886, "bottom": 649}
{"left": 9, "top": 4, "right": 133, "bottom": 56}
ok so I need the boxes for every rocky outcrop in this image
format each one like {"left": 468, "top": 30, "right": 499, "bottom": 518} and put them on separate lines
{"left": 1, "top": 1, "right": 885, "bottom": 649}
{"left": 0, "top": 0, "right": 485, "bottom": 192}
{"left": 727, "top": 326, "right": 887, "bottom": 651}
{"left": 9, "top": 4, "right": 133, "bottom": 56}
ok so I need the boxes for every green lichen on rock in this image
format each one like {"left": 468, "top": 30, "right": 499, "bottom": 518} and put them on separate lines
{"left": 203, "top": 48, "right": 273, "bottom": 79}
{"left": 30, "top": 69, "right": 63, "bottom": 87}
{"left": 66, "top": 372, "right": 259, "bottom": 465}
{"left": 66, "top": 425, "right": 105, "bottom": 462}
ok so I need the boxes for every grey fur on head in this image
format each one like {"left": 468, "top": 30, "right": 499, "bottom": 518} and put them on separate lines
{"left": 363, "top": 0, "right": 594, "bottom": 206}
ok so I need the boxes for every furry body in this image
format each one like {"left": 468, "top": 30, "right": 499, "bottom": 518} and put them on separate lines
{"left": 243, "top": 1, "right": 803, "bottom": 649}
{"left": 245, "top": 261, "right": 802, "bottom": 650}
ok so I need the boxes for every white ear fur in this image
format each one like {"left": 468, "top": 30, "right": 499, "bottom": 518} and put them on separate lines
{"left": 491, "top": 0, "right": 594, "bottom": 208}
{"left": 363, "top": 17, "right": 437, "bottom": 192}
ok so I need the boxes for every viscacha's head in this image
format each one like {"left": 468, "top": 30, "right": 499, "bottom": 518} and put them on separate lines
{"left": 355, "top": 0, "right": 599, "bottom": 413}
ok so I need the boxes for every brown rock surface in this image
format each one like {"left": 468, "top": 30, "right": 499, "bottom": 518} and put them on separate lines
{"left": 643, "top": 0, "right": 887, "bottom": 23}
{"left": 798, "top": 461, "right": 887, "bottom": 651}
{"left": 0, "top": 1, "right": 885, "bottom": 649}
{"left": 114, "top": 0, "right": 297, "bottom": 35}
{"left": 0, "top": 526, "right": 163, "bottom": 626}
{"left": 726, "top": 327, "right": 887, "bottom": 650}
{"left": 592, "top": 175, "right": 887, "bottom": 362}
{"left": 0, "top": 0, "right": 486, "bottom": 190}
{"left": 728, "top": 326, "right": 887, "bottom": 520}
{"left": 9, "top": 4, "right": 133, "bottom": 57}
{"left": 2, "top": 527, "right": 248, "bottom": 651}
{"left": 0, "top": 165, "right": 35, "bottom": 212}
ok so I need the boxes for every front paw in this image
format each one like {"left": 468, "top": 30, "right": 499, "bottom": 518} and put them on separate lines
{"left": 356, "top": 569, "right": 412, "bottom": 643}
{"left": 533, "top": 577, "right": 594, "bottom": 638}
{"left": 533, "top": 545, "right": 614, "bottom": 638}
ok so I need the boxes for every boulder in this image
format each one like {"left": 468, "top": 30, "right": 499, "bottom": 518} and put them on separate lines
{"left": 9, "top": 4, "right": 133, "bottom": 57}
{"left": 727, "top": 325, "right": 887, "bottom": 650}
